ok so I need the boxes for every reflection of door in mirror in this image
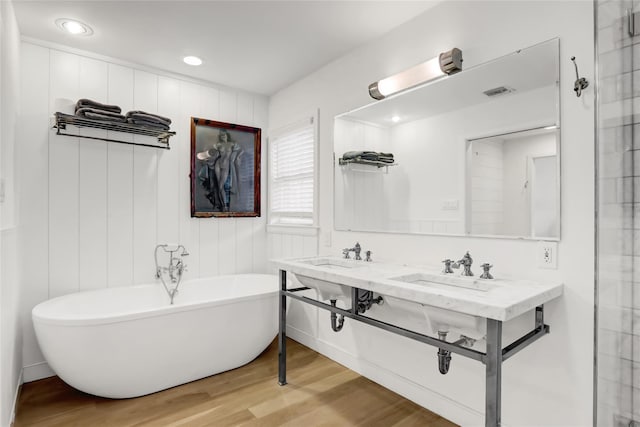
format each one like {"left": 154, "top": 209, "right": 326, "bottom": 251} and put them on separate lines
{"left": 467, "top": 127, "right": 558, "bottom": 238}
{"left": 530, "top": 155, "right": 558, "bottom": 238}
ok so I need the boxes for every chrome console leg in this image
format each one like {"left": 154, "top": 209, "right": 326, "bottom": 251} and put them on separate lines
{"left": 485, "top": 319, "right": 502, "bottom": 427}
{"left": 278, "top": 269, "right": 287, "bottom": 386}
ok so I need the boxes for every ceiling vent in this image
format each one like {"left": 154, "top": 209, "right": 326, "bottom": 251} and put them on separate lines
{"left": 483, "top": 86, "right": 515, "bottom": 97}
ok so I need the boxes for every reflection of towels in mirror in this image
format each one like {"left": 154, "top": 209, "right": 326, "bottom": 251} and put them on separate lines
{"left": 342, "top": 151, "right": 394, "bottom": 163}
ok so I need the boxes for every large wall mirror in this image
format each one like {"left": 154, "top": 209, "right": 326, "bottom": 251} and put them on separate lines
{"left": 334, "top": 39, "right": 559, "bottom": 240}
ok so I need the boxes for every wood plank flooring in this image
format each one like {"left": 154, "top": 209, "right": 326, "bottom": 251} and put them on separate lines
{"left": 15, "top": 339, "right": 457, "bottom": 426}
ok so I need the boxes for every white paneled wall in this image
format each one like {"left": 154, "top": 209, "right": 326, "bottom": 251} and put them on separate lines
{"left": 268, "top": 232, "right": 318, "bottom": 261}
{"left": 470, "top": 139, "right": 504, "bottom": 235}
{"left": 1, "top": 2, "right": 22, "bottom": 424}
{"left": 267, "top": 230, "right": 319, "bottom": 340}
{"left": 270, "top": 2, "right": 594, "bottom": 426}
{"left": 19, "top": 41, "right": 268, "bottom": 380}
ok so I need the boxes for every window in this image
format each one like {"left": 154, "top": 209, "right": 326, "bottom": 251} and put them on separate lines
{"left": 268, "top": 113, "right": 317, "bottom": 228}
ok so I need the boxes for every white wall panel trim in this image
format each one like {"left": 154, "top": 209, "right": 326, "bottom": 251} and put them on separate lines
{"left": 9, "top": 370, "right": 23, "bottom": 426}
{"left": 22, "top": 362, "right": 54, "bottom": 383}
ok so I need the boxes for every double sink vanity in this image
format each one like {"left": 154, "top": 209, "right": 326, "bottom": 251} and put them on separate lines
{"left": 274, "top": 37, "right": 565, "bottom": 427}
{"left": 273, "top": 254, "right": 563, "bottom": 427}
{"left": 275, "top": 254, "right": 561, "bottom": 325}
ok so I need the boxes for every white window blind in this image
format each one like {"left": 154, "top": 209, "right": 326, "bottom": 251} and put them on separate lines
{"left": 269, "top": 116, "right": 316, "bottom": 226}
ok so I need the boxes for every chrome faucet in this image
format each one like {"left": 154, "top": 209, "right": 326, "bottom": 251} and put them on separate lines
{"left": 156, "top": 245, "right": 189, "bottom": 283}
{"left": 342, "top": 242, "right": 362, "bottom": 260}
{"left": 353, "top": 242, "right": 362, "bottom": 260}
{"left": 452, "top": 251, "right": 473, "bottom": 276}
{"left": 154, "top": 244, "right": 189, "bottom": 304}
{"left": 365, "top": 250, "right": 373, "bottom": 262}
{"left": 442, "top": 259, "right": 455, "bottom": 274}
{"left": 169, "top": 255, "right": 187, "bottom": 283}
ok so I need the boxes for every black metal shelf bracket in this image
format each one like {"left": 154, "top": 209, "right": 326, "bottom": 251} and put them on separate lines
{"left": 53, "top": 112, "right": 175, "bottom": 150}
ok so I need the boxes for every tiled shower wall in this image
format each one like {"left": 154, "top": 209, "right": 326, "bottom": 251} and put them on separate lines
{"left": 597, "top": 1, "right": 640, "bottom": 424}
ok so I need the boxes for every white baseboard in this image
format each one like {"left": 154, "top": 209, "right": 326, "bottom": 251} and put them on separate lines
{"left": 22, "top": 361, "right": 54, "bottom": 383}
{"left": 9, "top": 369, "right": 23, "bottom": 427}
{"left": 286, "top": 326, "right": 484, "bottom": 427}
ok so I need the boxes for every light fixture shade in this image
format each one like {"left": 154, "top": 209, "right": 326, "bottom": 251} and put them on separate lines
{"left": 368, "top": 48, "right": 462, "bottom": 100}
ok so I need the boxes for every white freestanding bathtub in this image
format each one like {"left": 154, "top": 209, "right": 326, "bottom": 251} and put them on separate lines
{"left": 32, "top": 274, "right": 278, "bottom": 398}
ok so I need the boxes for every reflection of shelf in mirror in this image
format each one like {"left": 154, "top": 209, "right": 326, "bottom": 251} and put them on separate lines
{"left": 338, "top": 158, "right": 397, "bottom": 173}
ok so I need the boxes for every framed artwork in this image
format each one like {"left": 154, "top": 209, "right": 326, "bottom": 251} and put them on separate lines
{"left": 190, "top": 117, "right": 261, "bottom": 217}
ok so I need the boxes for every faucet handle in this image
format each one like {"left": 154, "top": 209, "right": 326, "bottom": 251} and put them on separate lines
{"left": 480, "top": 263, "right": 493, "bottom": 280}
{"left": 342, "top": 248, "right": 351, "bottom": 259}
{"left": 365, "top": 250, "right": 373, "bottom": 262}
{"left": 442, "top": 259, "right": 454, "bottom": 274}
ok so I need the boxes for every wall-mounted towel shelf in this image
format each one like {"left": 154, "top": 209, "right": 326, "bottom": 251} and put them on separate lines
{"left": 338, "top": 157, "right": 397, "bottom": 173}
{"left": 53, "top": 112, "right": 175, "bottom": 149}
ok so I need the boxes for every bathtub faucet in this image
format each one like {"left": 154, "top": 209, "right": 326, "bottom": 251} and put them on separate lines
{"left": 154, "top": 244, "right": 189, "bottom": 304}
{"left": 155, "top": 244, "right": 188, "bottom": 282}
{"left": 169, "top": 253, "right": 188, "bottom": 283}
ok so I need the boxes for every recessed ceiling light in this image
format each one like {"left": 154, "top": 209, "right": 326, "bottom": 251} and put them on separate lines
{"left": 391, "top": 116, "right": 401, "bottom": 123}
{"left": 183, "top": 56, "right": 203, "bottom": 66}
{"left": 55, "top": 18, "right": 93, "bottom": 36}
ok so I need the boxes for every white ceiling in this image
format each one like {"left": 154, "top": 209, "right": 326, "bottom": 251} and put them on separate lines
{"left": 13, "top": 1, "right": 438, "bottom": 95}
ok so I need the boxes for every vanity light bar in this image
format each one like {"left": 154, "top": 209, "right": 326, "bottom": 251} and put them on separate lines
{"left": 368, "top": 48, "right": 463, "bottom": 100}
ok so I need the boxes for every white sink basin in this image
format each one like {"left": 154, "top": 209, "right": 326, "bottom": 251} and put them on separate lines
{"left": 301, "top": 257, "right": 366, "bottom": 270}
{"left": 389, "top": 272, "right": 501, "bottom": 293}
{"left": 388, "top": 273, "right": 502, "bottom": 339}
{"left": 295, "top": 258, "right": 367, "bottom": 301}
{"left": 295, "top": 275, "right": 351, "bottom": 301}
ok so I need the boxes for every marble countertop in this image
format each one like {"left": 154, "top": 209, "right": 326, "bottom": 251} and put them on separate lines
{"left": 272, "top": 256, "right": 563, "bottom": 322}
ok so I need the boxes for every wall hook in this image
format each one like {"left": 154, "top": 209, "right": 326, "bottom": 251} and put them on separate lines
{"left": 571, "top": 56, "right": 589, "bottom": 97}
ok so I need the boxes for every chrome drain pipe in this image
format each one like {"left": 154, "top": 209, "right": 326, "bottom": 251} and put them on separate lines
{"left": 437, "top": 331, "right": 476, "bottom": 374}
{"left": 330, "top": 300, "right": 345, "bottom": 332}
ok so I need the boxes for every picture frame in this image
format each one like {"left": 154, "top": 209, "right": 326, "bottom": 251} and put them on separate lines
{"left": 190, "top": 117, "right": 261, "bottom": 217}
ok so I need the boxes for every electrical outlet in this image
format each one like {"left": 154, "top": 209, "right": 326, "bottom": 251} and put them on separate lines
{"left": 442, "top": 199, "right": 459, "bottom": 210}
{"left": 538, "top": 241, "right": 557, "bottom": 269}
